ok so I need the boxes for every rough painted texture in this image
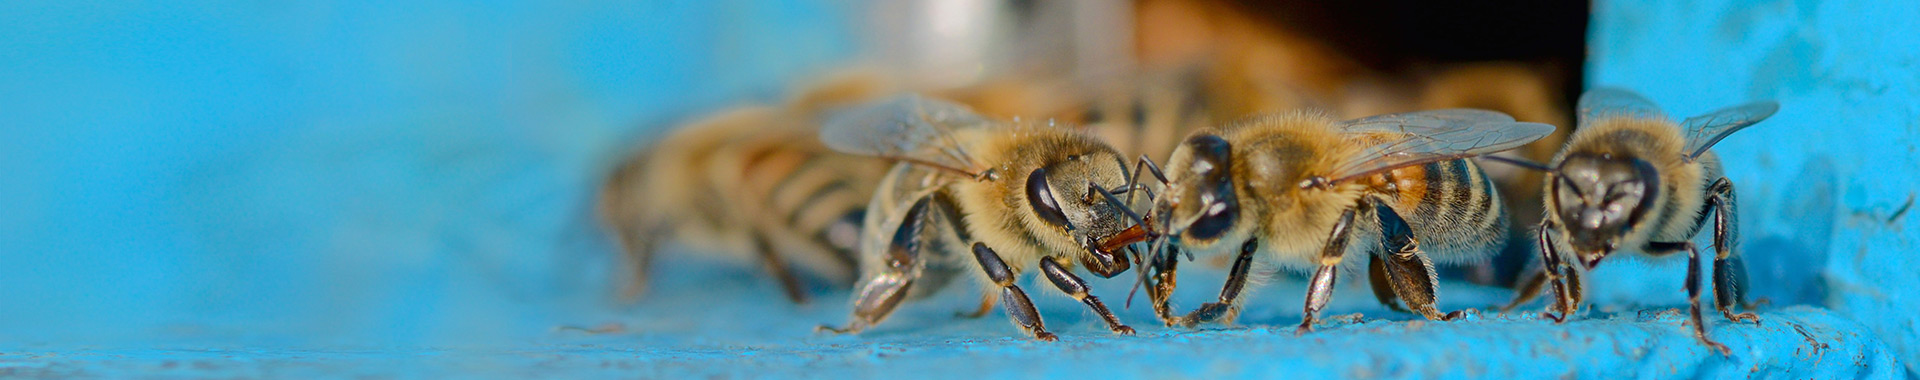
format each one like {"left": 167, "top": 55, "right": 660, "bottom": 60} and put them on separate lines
{"left": 1589, "top": 0, "right": 1920, "bottom": 374}
{"left": 2, "top": 0, "right": 1914, "bottom": 378}
{"left": 0, "top": 259, "right": 1902, "bottom": 378}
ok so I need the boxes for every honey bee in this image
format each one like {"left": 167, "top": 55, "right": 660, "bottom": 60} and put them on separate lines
{"left": 813, "top": 94, "right": 1154, "bottom": 341}
{"left": 1499, "top": 88, "right": 1777, "bottom": 355}
{"left": 1136, "top": 109, "right": 1554, "bottom": 333}
{"left": 598, "top": 76, "right": 892, "bottom": 303}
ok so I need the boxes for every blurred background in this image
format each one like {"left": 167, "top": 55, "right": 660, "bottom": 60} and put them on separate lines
{"left": 1, "top": 0, "right": 1914, "bottom": 376}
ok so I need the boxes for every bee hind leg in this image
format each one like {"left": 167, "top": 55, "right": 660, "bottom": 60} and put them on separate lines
{"left": 751, "top": 231, "right": 810, "bottom": 304}
{"left": 1706, "top": 178, "right": 1760, "bottom": 324}
{"left": 818, "top": 197, "right": 935, "bottom": 335}
{"left": 1680, "top": 242, "right": 1734, "bottom": 355}
{"left": 1370, "top": 202, "right": 1463, "bottom": 321}
{"left": 1368, "top": 255, "right": 1410, "bottom": 313}
{"left": 1713, "top": 257, "right": 1759, "bottom": 323}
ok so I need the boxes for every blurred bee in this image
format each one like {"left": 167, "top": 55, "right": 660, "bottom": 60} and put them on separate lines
{"left": 1072, "top": 66, "right": 1320, "bottom": 165}
{"left": 598, "top": 75, "right": 892, "bottom": 304}
{"left": 1499, "top": 88, "right": 1777, "bottom": 355}
{"left": 1137, "top": 110, "right": 1554, "bottom": 332}
{"left": 1073, "top": 73, "right": 1215, "bottom": 166}
{"left": 814, "top": 94, "right": 1154, "bottom": 341}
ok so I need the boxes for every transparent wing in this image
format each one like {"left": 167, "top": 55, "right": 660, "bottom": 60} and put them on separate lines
{"left": 820, "top": 93, "right": 989, "bottom": 172}
{"left": 1679, "top": 101, "right": 1778, "bottom": 160}
{"left": 1578, "top": 87, "right": 1667, "bottom": 125}
{"left": 1338, "top": 108, "right": 1518, "bottom": 134}
{"left": 1329, "top": 109, "right": 1557, "bottom": 182}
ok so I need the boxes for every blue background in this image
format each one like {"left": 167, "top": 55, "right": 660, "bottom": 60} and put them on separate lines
{"left": 0, "top": 1, "right": 855, "bottom": 346}
{"left": 1, "top": 0, "right": 1914, "bottom": 378}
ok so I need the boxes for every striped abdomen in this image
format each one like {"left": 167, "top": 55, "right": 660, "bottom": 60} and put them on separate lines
{"left": 1372, "top": 158, "right": 1509, "bottom": 263}
{"left": 726, "top": 133, "right": 890, "bottom": 283}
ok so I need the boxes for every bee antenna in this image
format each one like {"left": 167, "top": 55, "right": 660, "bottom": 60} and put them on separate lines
{"left": 1125, "top": 155, "right": 1170, "bottom": 206}
{"left": 1125, "top": 245, "right": 1148, "bottom": 308}
{"left": 1478, "top": 155, "right": 1556, "bottom": 172}
{"left": 1089, "top": 182, "right": 1147, "bottom": 226}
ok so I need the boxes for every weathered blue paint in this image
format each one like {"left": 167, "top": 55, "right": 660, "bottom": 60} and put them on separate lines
{"left": 0, "top": 0, "right": 1912, "bottom": 378}
{"left": 1590, "top": 0, "right": 1920, "bottom": 375}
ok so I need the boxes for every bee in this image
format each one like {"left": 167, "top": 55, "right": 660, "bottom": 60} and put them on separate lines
{"left": 1413, "top": 63, "right": 1575, "bottom": 286}
{"left": 1136, "top": 109, "right": 1554, "bottom": 333}
{"left": 814, "top": 94, "right": 1154, "bottom": 341}
{"left": 598, "top": 76, "right": 892, "bottom": 304}
{"left": 1499, "top": 88, "right": 1777, "bottom": 355}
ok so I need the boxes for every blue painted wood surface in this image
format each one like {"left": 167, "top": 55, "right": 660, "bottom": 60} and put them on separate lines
{"left": 0, "top": 0, "right": 1912, "bottom": 378}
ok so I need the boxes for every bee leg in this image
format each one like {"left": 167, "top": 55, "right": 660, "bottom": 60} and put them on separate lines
{"left": 818, "top": 210, "right": 868, "bottom": 280}
{"left": 1713, "top": 257, "right": 1759, "bottom": 323}
{"left": 614, "top": 222, "right": 669, "bottom": 302}
{"left": 954, "top": 292, "right": 998, "bottom": 319}
{"left": 1298, "top": 207, "right": 1359, "bottom": 335}
{"left": 1501, "top": 268, "right": 1548, "bottom": 313}
{"left": 817, "top": 197, "right": 935, "bottom": 335}
{"left": 1371, "top": 202, "right": 1451, "bottom": 321}
{"left": 1367, "top": 255, "right": 1409, "bottom": 313}
{"left": 973, "top": 243, "right": 1056, "bottom": 341}
{"left": 1146, "top": 244, "right": 1183, "bottom": 326}
{"left": 1705, "top": 178, "right": 1760, "bottom": 324}
{"left": 1181, "top": 239, "right": 1258, "bottom": 327}
{"left": 1682, "top": 242, "right": 1733, "bottom": 355}
{"left": 750, "top": 231, "right": 810, "bottom": 304}
{"left": 1041, "top": 257, "right": 1135, "bottom": 335}
{"left": 1537, "top": 220, "right": 1583, "bottom": 323}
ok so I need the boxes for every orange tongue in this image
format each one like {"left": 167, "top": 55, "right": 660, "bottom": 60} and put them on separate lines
{"left": 1098, "top": 225, "right": 1150, "bottom": 253}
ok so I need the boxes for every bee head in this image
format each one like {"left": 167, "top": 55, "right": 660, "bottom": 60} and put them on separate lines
{"left": 1024, "top": 150, "right": 1135, "bottom": 251}
{"left": 1161, "top": 134, "right": 1240, "bottom": 247}
{"left": 1550, "top": 152, "right": 1661, "bottom": 267}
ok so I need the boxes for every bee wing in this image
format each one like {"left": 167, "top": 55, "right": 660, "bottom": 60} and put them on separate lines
{"left": 1329, "top": 109, "right": 1557, "bottom": 182}
{"left": 821, "top": 94, "right": 989, "bottom": 173}
{"left": 1678, "top": 101, "right": 1779, "bottom": 160}
{"left": 1577, "top": 87, "right": 1667, "bottom": 125}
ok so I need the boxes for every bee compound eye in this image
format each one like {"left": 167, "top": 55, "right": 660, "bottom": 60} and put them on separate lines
{"left": 1027, "top": 167, "right": 1074, "bottom": 230}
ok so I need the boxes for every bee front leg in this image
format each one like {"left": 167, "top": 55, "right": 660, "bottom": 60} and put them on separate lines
{"left": 1298, "top": 206, "right": 1358, "bottom": 335}
{"left": 1041, "top": 257, "right": 1135, "bottom": 335}
{"left": 1180, "top": 238, "right": 1258, "bottom": 327}
{"left": 973, "top": 243, "right": 1056, "bottom": 341}
{"left": 817, "top": 197, "right": 934, "bottom": 335}
{"left": 1706, "top": 178, "right": 1759, "bottom": 324}
{"left": 1145, "top": 244, "right": 1183, "bottom": 326}
{"left": 954, "top": 292, "right": 998, "bottom": 319}
{"left": 1536, "top": 220, "right": 1583, "bottom": 323}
